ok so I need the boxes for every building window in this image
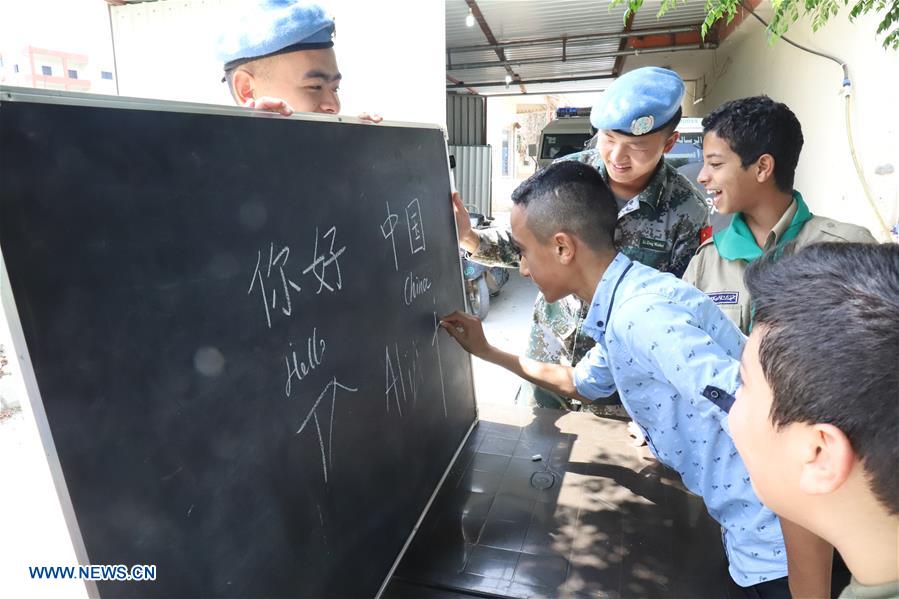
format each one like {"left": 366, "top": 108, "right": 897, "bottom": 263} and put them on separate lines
{"left": 101, "top": 70, "right": 113, "bottom": 80}
{"left": 67, "top": 69, "right": 78, "bottom": 79}
{"left": 41, "top": 65, "right": 52, "bottom": 76}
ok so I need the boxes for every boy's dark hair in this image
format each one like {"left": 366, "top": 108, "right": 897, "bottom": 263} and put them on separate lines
{"left": 511, "top": 160, "right": 618, "bottom": 253}
{"left": 702, "top": 96, "right": 803, "bottom": 193}
{"left": 745, "top": 242, "right": 899, "bottom": 515}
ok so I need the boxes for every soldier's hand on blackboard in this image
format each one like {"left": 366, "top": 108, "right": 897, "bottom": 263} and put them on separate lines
{"left": 243, "top": 96, "right": 295, "bottom": 117}
{"left": 452, "top": 192, "right": 479, "bottom": 253}
{"left": 357, "top": 112, "right": 383, "bottom": 123}
{"left": 441, "top": 311, "right": 491, "bottom": 358}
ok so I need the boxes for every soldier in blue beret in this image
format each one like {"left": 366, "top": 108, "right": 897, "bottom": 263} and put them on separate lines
{"left": 590, "top": 66, "right": 685, "bottom": 136}
{"left": 454, "top": 66, "right": 708, "bottom": 417}
{"left": 217, "top": 0, "right": 379, "bottom": 121}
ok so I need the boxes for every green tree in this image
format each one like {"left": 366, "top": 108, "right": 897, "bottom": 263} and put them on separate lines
{"left": 613, "top": 0, "right": 899, "bottom": 50}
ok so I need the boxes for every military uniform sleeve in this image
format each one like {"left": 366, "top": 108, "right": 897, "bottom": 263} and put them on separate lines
{"left": 468, "top": 227, "right": 521, "bottom": 268}
{"left": 553, "top": 149, "right": 595, "bottom": 166}
{"left": 667, "top": 193, "right": 708, "bottom": 278}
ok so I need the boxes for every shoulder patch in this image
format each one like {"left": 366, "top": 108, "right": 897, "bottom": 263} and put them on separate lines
{"left": 708, "top": 291, "right": 739, "bottom": 305}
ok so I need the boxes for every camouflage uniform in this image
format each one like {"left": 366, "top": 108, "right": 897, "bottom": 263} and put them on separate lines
{"left": 469, "top": 149, "right": 709, "bottom": 410}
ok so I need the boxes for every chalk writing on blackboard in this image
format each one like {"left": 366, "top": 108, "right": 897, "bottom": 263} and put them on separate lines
{"left": 380, "top": 198, "right": 430, "bottom": 273}
{"left": 296, "top": 376, "right": 359, "bottom": 483}
{"left": 284, "top": 327, "right": 327, "bottom": 397}
{"left": 406, "top": 199, "right": 426, "bottom": 254}
{"left": 248, "top": 243, "right": 303, "bottom": 329}
{"left": 302, "top": 226, "right": 346, "bottom": 294}
{"left": 431, "top": 306, "right": 448, "bottom": 418}
{"left": 248, "top": 229, "right": 347, "bottom": 327}
{"left": 403, "top": 272, "right": 432, "bottom": 306}
{"left": 385, "top": 344, "right": 405, "bottom": 416}
{"left": 384, "top": 339, "right": 426, "bottom": 417}
{"left": 407, "top": 339, "right": 423, "bottom": 407}
{"left": 381, "top": 201, "right": 400, "bottom": 272}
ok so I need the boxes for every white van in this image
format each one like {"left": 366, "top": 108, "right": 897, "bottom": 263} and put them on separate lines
{"left": 535, "top": 107, "right": 594, "bottom": 170}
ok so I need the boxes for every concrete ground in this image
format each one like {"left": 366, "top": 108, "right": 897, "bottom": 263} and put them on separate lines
{"left": 472, "top": 267, "right": 540, "bottom": 409}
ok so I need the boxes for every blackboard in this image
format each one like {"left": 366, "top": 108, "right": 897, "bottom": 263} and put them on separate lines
{"left": 0, "top": 88, "right": 478, "bottom": 598}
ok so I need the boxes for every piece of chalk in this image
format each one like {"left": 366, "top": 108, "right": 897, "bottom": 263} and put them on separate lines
{"left": 531, "top": 454, "right": 542, "bottom": 461}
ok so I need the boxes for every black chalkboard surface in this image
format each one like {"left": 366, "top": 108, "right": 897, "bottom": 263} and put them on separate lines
{"left": 0, "top": 88, "right": 477, "bottom": 598}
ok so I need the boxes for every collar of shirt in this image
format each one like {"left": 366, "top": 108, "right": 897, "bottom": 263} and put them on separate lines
{"left": 763, "top": 197, "right": 799, "bottom": 250}
{"left": 581, "top": 252, "right": 634, "bottom": 342}
{"left": 712, "top": 191, "right": 813, "bottom": 262}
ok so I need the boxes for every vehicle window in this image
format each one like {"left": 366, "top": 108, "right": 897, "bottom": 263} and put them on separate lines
{"left": 541, "top": 133, "right": 592, "bottom": 159}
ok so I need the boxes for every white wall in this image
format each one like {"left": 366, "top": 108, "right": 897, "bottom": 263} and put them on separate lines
{"left": 694, "top": 11, "right": 899, "bottom": 241}
{"left": 0, "top": 296, "right": 88, "bottom": 598}
{"left": 110, "top": 0, "right": 446, "bottom": 127}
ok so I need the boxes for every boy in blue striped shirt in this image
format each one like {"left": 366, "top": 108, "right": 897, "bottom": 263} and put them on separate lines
{"left": 442, "top": 160, "right": 831, "bottom": 597}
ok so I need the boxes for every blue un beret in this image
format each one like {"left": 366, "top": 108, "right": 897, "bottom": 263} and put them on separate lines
{"left": 217, "top": 1, "right": 335, "bottom": 71}
{"left": 590, "top": 67, "right": 685, "bottom": 135}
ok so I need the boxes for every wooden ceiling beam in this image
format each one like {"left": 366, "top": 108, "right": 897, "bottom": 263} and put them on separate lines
{"left": 464, "top": 0, "right": 527, "bottom": 93}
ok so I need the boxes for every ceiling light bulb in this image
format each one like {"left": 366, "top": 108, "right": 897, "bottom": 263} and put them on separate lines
{"left": 465, "top": 9, "right": 475, "bottom": 27}
{"left": 505, "top": 74, "right": 512, "bottom": 85}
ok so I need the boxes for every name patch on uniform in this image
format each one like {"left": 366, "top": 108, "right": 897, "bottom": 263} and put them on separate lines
{"left": 639, "top": 237, "right": 668, "bottom": 252}
{"left": 708, "top": 291, "right": 739, "bottom": 305}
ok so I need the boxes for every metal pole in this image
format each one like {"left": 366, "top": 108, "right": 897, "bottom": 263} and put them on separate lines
{"left": 446, "top": 73, "right": 617, "bottom": 90}
{"left": 447, "top": 43, "right": 716, "bottom": 71}
{"left": 448, "top": 26, "right": 700, "bottom": 53}
{"left": 106, "top": 3, "right": 121, "bottom": 96}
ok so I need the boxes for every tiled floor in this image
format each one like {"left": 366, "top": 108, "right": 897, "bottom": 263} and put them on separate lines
{"left": 385, "top": 405, "right": 730, "bottom": 599}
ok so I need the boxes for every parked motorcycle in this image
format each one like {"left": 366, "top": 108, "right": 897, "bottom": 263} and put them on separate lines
{"left": 461, "top": 208, "right": 510, "bottom": 320}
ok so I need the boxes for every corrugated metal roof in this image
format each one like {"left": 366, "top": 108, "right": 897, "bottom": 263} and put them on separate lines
{"left": 474, "top": 78, "right": 612, "bottom": 96}
{"left": 446, "top": 0, "right": 709, "bottom": 94}
{"left": 510, "top": 59, "right": 616, "bottom": 80}
{"left": 446, "top": 0, "right": 499, "bottom": 46}
{"left": 448, "top": 66, "right": 510, "bottom": 84}
{"left": 475, "top": 0, "right": 628, "bottom": 38}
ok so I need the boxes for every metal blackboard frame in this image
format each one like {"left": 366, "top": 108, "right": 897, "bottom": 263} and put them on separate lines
{"left": 0, "top": 251, "right": 100, "bottom": 599}
{"left": 0, "top": 86, "right": 441, "bottom": 130}
{"left": 0, "top": 86, "right": 480, "bottom": 598}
